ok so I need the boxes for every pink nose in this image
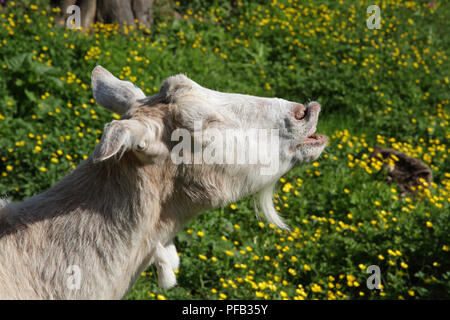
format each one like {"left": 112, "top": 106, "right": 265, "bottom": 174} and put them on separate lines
{"left": 293, "top": 104, "right": 306, "bottom": 120}
{"left": 307, "top": 101, "right": 321, "bottom": 113}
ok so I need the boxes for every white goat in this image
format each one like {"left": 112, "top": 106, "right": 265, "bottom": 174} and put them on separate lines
{"left": 0, "top": 66, "right": 327, "bottom": 299}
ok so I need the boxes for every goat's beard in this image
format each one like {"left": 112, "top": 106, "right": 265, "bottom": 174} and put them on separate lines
{"left": 254, "top": 181, "right": 290, "bottom": 231}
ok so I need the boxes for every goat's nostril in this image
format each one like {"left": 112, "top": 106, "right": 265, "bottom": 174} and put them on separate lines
{"left": 293, "top": 105, "right": 306, "bottom": 120}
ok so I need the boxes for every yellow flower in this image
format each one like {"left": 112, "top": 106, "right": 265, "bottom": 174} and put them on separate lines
{"left": 282, "top": 182, "right": 294, "bottom": 193}
{"left": 311, "top": 283, "right": 322, "bottom": 293}
{"left": 400, "top": 262, "right": 408, "bottom": 269}
{"left": 426, "top": 221, "right": 433, "bottom": 228}
{"left": 39, "top": 167, "right": 47, "bottom": 172}
{"left": 219, "top": 293, "right": 227, "bottom": 300}
{"left": 197, "top": 230, "right": 205, "bottom": 237}
{"left": 303, "top": 264, "right": 311, "bottom": 271}
{"left": 387, "top": 249, "right": 396, "bottom": 256}
{"left": 157, "top": 294, "right": 166, "bottom": 300}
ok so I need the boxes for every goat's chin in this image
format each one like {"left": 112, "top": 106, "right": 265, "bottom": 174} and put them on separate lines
{"left": 294, "top": 143, "right": 327, "bottom": 164}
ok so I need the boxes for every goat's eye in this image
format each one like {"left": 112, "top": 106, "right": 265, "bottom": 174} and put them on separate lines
{"left": 293, "top": 105, "right": 306, "bottom": 120}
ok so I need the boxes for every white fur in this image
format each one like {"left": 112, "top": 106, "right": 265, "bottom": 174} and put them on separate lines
{"left": 153, "top": 242, "right": 177, "bottom": 289}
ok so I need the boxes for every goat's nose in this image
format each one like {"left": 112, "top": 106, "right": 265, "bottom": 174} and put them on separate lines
{"left": 293, "top": 104, "right": 306, "bottom": 120}
{"left": 307, "top": 101, "right": 321, "bottom": 113}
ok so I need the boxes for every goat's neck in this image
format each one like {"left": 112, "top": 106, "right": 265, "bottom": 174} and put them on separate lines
{"left": 0, "top": 154, "right": 173, "bottom": 299}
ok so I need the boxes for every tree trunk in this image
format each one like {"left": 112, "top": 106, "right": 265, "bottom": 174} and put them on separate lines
{"left": 55, "top": 0, "right": 167, "bottom": 31}
{"left": 79, "top": 0, "right": 97, "bottom": 29}
{"left": 95, "top": 0, "right": 137, "bottom": 27}
{"left": 132, "top": 0, "right": 154, "bottom": 29}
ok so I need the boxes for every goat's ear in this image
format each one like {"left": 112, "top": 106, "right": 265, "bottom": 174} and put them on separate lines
{"left": 92, "top": 119, "right": 167, "bottom": 163}
{"left": 91, "top": 65, "right": 145, "bottom": 115}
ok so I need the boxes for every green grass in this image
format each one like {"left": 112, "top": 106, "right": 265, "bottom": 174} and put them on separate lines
{"left": 0, "top": 0, "right": 449, "bottom": 300}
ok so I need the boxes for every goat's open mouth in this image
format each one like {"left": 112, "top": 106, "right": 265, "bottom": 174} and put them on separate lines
{"left": 298, "top": 133, "right": 327, "bottom": 146}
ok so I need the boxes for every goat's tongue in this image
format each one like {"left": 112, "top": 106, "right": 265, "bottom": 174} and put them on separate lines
{"left": 300, "top": 131, "right": 320, "bottom": 145}
{"left": 306, "top": 126, "right": 317, "bottom": 138}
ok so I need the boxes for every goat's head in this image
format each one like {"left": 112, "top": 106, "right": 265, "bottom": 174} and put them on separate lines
{"left": 91, "top": 66, "right": 327, "bottom": 230}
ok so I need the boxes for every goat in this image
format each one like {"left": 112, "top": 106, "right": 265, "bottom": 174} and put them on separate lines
{"left": 0, "top": 66, "right": 327, "bottom": 299}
